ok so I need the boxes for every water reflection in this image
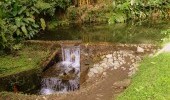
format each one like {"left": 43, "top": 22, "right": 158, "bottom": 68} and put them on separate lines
{"left": 35, "top": 20, "right": 170, "bottom": 44}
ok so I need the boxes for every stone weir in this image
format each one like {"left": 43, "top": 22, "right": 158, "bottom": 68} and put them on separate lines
{"left": 40, "top": 41, "right": 83, "bottom": 95}
{"left": 0, "top": 40, "right": 159, "bottom": 96}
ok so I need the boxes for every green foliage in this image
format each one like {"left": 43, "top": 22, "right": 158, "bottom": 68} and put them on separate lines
{"left": 109, "top": 0, "right": 170, "bottom": 24}
{"left": 37, "top": 0, "right": 71, "bottom": 16}
{"left": 35, "top": 0, "right": 56, "bottom": 16}
{"left": 47, "top": 19, "right": 69, "bottom": 30}
{"left": 40, "top": 18, "right": 46, "bottom": 30}
{"left": 0, "top": 0, "right": 72, "bottom": 52}
{"left": 108, "top": 12, "right": 127, "bottom": 24}
{"left": 67, "top": 6, "right": 79, "bottom": 20}
{"left": 44, "top": 0, "right": 71, "bottom": 9}
{"left": 0, "top": 0, "right": 47, "bottom": 51}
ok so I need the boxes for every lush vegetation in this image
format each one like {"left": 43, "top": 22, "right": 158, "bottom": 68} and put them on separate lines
{"left": 109, "top": 0, "right": 170, "bottom": 24}
{"left": 0, "top": 0, "right": 43, "bottom": 51}
{"left": 0, "top": 0, "right": 71, "bottom": 52}
{"left": 117, "top": 53, "right": 170, "bottom": 100}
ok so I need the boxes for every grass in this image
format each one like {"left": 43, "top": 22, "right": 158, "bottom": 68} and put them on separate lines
{"left": 0, "top": 44, "right": 51, "bottom": 77}
{"left": 117, "top": 53, "right": 170, "bottom": 100}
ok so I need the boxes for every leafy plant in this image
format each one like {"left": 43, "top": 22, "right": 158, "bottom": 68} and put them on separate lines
{"left": 43, "top": 0, "right": 71, "bottom": 9}
{"left": 109, "top": 0, "right": 170, "bottom": 24}
{"left": 35, "top": 0, "right": 56, "bottom": 16}
{"left": 37, "top": 0, "right": 71, "bottom": 16}
{"left": 0, "top": 0, "right": 46, "bottom": 51}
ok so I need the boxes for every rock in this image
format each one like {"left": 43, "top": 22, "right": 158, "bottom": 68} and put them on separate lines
{"left": 122, "top": 67, "right": 126, "bottom": 70}
{"left": 149, "top": 54, "right": 154, "bottom": 57}
{"left": 119, "top": 62, "right": 123, "bottom": 65}
{"left": 42, "top": 96, "right": 47, "bottom": 100}
{"left": 96, "top": 67, "right": 104, "bottom": 73}
{"left": 132, "top": 63, "right": 139, "bottom": 68}
{"left": 118, "top": 57, "right": 122, "bottom": 61}
{"left": 137, "top": 46, "right": 144, "bottom": 53}
{"left": 108, "top": 58, "right": 114, "bottom": 62}
{"left": 136, "top": 56, "right": 141, "bottom": 61}
{"left": 113, "top": 61, "right": 119, "bottom": 67}
{"left": 100, "top": 55, "right": 105, "bottom": 59}
{"left": 106, "top": 62, "right": 114, "bottom": 67}
{"left": 128, "top": 70, "right": 136, "bottom": 77}
{"left": 103, "top": 72, "right": 107, "bottom": 76}
{"left": 112, "top": 53, "right": 116, "bottom": 56}
{"left": 96, "top": 94, "right": 103, "bottom": 97}
{"left": 88, "top": 72, "right": 94, "bottom": 77}
{"left": 129, "top": 66, "right": 133, "bottom": 71}
{"left": 131, "top": 59, "right": 135, "bottom": 63}
{"left": 94, "top": 64, "right": 99, "bottom": 67}
{"left": 100, "top": 63, "right": 108, "bottom": 68}
{"left": 84, "top": 53, "right": 88, "bottom": 56}
{"left": 106, "top": 54, "right": 112, "bottom": 58}
{"left": 113, "top": 79, "right": 131, "bottom": 88}
{"left": 114, "top": 66, "right": 118, "bottom": 70}
{"left": 103, "top": 58, "right": 108, "bottom": 62}
{"left": 91, "top": 68, "right": 98, "bottom": 74}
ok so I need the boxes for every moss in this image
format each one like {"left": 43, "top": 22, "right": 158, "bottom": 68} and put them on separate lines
{"left": 0, "top": 44, "right": 51, "bottom": 77}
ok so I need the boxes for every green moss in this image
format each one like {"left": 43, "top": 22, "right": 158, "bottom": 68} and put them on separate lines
{"left": 117, "top": 53, "right": 170, "bottom": 100}
{"left": 0, "top": 44, "right": 51, "bottom": 77}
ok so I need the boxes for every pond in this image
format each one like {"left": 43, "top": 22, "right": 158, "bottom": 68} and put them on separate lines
{"left": 35, "top": 20, "right": 170, "bottom": 44}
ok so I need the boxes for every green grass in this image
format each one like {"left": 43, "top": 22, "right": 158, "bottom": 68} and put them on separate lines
{"left": 0, "top": 44, "right": 51, "bottom": 77}
{"left": 117, "top": 53, "right": 170, "bottom": 100}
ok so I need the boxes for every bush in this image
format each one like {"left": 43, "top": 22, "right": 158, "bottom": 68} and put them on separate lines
{"left": 0, "top": 0, "right": 47, "bottom": 52}
{"left": 109, "top": 0, "right": 170, "bottom": 24}
{"left": 39, "top": 0, "right": 71, "bottom": 16}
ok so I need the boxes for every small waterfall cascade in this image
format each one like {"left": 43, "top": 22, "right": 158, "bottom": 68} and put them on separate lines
{"left": 40, "top": 46, "right": 80, "bottom": 95}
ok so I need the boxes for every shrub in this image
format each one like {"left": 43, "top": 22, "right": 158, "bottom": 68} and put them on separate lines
{"left": 0, "top": 0, "right": 46, "bottom": 52}
{"left": 109, "top": 0, "right": 170, "bottom": 24}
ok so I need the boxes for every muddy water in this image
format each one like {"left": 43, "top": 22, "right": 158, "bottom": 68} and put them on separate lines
{"left": 35, "top": 20, "right": 170, "bottom": 44}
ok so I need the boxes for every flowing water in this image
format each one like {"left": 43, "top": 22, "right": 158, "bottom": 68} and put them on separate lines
{"left": 35, "top": 20, "right": 170, "bottom": 44}
{"left": 40, "top": 46, "right": 80, "bottom": 95}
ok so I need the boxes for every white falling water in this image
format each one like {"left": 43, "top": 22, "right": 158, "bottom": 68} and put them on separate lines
{"left": 62, "top": 46, "right": 80, "bottom": 75}
{"left": 40, "top": 46, "right": 80, "bottom": 95}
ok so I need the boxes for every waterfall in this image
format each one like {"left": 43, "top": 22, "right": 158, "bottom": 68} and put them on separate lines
{"left": 62, "top": 46, "right": 80, "bottom": 74}
{"left": 40, "top": 45, "right": 80, "bottom": 95}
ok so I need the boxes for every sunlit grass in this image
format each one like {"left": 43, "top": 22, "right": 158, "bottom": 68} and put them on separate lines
{"left": 0, "top": 44, "right": 51, "bottom": 77}
{"left": 117, "top": 53, "right": 170, "bottom": 100}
